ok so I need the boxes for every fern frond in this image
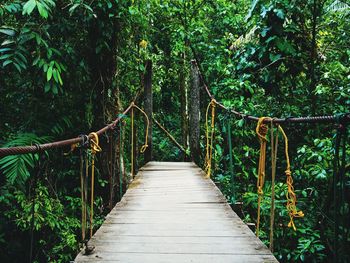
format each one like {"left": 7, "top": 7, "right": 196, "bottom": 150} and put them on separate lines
{"left": 0, "top": 133, "right": 52, "bottom": 186}
{"left": 326, "top": 0, "right": 350, "bottom": 13}
{"left": 50, "top": 117, "right": 73, "bottom": 136}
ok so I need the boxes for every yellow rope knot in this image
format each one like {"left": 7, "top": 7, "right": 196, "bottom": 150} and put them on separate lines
{"left": 130, "top": 103, "right": 150, "bottom": 177}
{"left": 87, "top": 132, "right": 101, "bottom": 239}
{"left": 140, "top": 144, "right": 148, "bottom": 153}
{"left": 278, "top": 125, "right": 304, "bottom": 231}
{"left": 210, "top": 98, "right": 216, "bottom": 108}
{"left": 89, "top": 132, "right": 102, "bottom": 154}
{"left": 255, "top": 120, "right": 304, "bottom": 236}
{"left": 204, "top": 99, "right": 217, "bottom": 178}
{"left": 131, "top": 103, "right": 150, "bottom": 153}
{"left": 255, "top": 117, "right": 270, "bottom": 237}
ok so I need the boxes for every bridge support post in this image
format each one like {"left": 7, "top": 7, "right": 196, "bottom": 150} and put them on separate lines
{"left": 189, "top": 60, "right": 200, "bottom": 164}
{"left": 180, "top": 53, "right": 189, "bottom": 161}
{"left": 144, "top": 60, "right": 153, "bottom": 162}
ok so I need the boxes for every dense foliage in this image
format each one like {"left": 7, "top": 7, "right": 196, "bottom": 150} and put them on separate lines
{"left": 0, "top": 0, "right": 349, "bottom": 262}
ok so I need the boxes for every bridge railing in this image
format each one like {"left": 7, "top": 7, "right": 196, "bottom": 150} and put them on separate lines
{"left": 0, "top": 101, "right": 150, "bottom": 262}
{"left": 192, "top": 59, "right": 349, "bottom": 261}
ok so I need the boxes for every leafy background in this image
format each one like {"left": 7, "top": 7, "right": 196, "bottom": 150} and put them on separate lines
{"left": 0, "top": 0, "right": 349, "bottom": 262}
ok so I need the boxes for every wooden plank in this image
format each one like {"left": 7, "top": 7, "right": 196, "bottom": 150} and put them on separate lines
{"left": 88, "top": 235, "right": 260, "bottom": 244}
{"left": 81, "top": 241, "right": 271, "bottom": 254}
{"left": 75, "top": 253, "right": 277, "bottom": 263}
{"left": 75, "top": 162, "right": 278, "bottom": 263}
{"left": 140, "top": 161, "right": 197, "bottom": 170}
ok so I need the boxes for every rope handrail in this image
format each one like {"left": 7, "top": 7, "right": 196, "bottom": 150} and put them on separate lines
{"left": 191, "top": 60, "right": 350, "bottom": 124}
{"left": 0, "top": 102, "right": 134, "bottom": 157}
{"left": 132, "top": 102, "right": 150, "bottom": 153}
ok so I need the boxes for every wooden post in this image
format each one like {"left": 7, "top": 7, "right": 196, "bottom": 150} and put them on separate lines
{"left": 133, "top": 121, "right": 138, "bottom": 175}
{"left": 108, "top": 132, "right": 114, "bottom": 209}
{"left": 118, "top": 121, "right": 124, "bottom": 201}
{"left": 144, "top": 60, "right": 153, "bottom": 162}
{"left": 189, "top": 60, "right": 200, "bottom": 165}
{"left": 180, "top": 53, "right": 189, "bottom": 161}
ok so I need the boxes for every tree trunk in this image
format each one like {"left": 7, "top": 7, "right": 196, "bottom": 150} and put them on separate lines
{"left": 180, "top": 52, "right": 189, "bottom": 161}
{"left": 309, "top": 0, "right": 321, "bottom": 114}
{"left": 189, "top": 60, "right": 200, "bottom": 165}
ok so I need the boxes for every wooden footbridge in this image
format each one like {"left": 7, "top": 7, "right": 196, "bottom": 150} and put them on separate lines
{"left": 1, "top": 60, "right": 348, "bottom": 263}
{"left": 75, "top": 162, "right": 277, "bottom": 263}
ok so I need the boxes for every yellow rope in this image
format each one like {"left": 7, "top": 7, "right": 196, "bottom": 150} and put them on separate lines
{"left": 130, "top": 102, "right": 150, "bottom": 178}
{"left": 80, "top": 136, "right": 90, "bottom": 242}
{"left": 255, "top": 117, "right": 270, "bottom": 237}
{"left": 278, "top": 125, "right": 304, "bottom": 230}
{"left": 269, "top": 120, "right": 278, "bottom": 252}
{"left": 204, "top": 99, "right": 216, "bottom": 178}
{"left": 132, "top": 103, "right": 150, "bottom": 153}
{"left": 88, "top": 132, "right": 101, "bottom": 238}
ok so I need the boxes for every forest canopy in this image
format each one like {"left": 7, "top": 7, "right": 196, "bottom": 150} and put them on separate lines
{"left": 0, "top": 0, "right": 349, "bottom": 262}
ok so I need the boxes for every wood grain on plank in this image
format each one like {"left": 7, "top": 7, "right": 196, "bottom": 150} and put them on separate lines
{"left": 75, "top": 162, "right": 278, "bottom": 263}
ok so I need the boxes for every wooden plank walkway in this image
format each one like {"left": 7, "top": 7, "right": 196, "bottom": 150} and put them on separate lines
{"left": 75, "top": 162, "right": 278, "bottom": 263}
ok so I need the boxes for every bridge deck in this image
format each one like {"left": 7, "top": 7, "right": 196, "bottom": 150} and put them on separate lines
{"left": 75, "top": 162, "right": 278, "bottom": 263}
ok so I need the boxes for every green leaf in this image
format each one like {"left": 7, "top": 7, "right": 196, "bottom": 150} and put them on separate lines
{"left": 23, "top": 0, "right": 37, "bottom": 15}
{"left": 2, "top": 60, "right": 12, "bottom": 66}
{"left": 276, "top": 39, "right": 296, "bottom": 55}
{"left": 57, "top": 71, "right": 63, "bottom": 85}
{"left": 52, "top": 68, "right": 58, "bottom": 82}
{"left": 68, "top": 3, "right": 79, "bottom": 13}
{"left": 13, "top": 57, "right": 26, "bottom": 69}
{"left": 269, "top": 53, "right": 281, "bottom": 63}
{"left": 261, "top": 27, "right": 270, "bottom": 37}
{"left": 52, "top": 85, "right": 58, "bottom": 94}
{"left": 37, "top": 2, "right": 48, "bottom": 18}
{"left": 245, "top": 0, "right": 259, "bottom": 21}
{"left": 274, "top": 9, "right": 285, "bottom": 19}
{"left": 0, "top": 133, "right": 51, "bottom": 186}
{"left": 16, "top": 52, "right": 27, "bottom": 63}
{"left": 0, "top": 48, "right": 12, "bottom": 52}
{"left": 128, "top": 6, "right": 138, "bottom": 15}
{"left": 83, "top": 4, "right": 94, "bottom": 13}
{"left": 44, "top": 82, "right": 51, "bottom": 92}
{"left": 0, "top": 54, "right": 13, "bottom": 60}
{"left": 54, "top": 61, "right": 61, "bottom": 72}
{"left": 1, "top": 40, "right": 15, "bottom": 46}
{"left": 13, "top": 63, "right": 22, "bottom": 72}
{"left": 0, "top": 28, "right": 16, "bottom": 36}
{"left": 47, "top": 66, "right": 53, "bottom": 81}
{"left": 32, "top": 56, "right": 40, "bottom": 66}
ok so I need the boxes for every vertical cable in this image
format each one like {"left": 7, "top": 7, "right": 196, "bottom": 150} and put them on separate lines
{"left": 269, "top": 122, "right": 278, "bottom": 252}
{"left": 333, "top": 115, "right": 347, "bottom": 263}
{"left": 29, "top": 145, "right": 42, "bottom": 263}
{"left": 227, "top": 118, "right": 234, "bottom": 196}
